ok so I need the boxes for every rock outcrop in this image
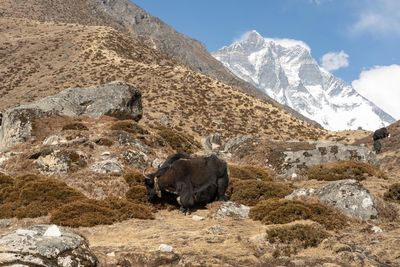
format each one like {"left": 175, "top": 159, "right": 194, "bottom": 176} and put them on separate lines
{"left": 0, "top": 81, "right": 142, "bottom": 149}
{"left": 286, "top": 179, "right": 378, "bottom": 220}
{"left": 0, "top": 225, "right": 98, "bottom": 266}
{"left": 280, "top": 141, "right": 377, "bottom": 176}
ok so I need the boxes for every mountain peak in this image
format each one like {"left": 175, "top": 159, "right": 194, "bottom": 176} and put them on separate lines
{"left": 213, "top": 32, "right": 394, "bottom": 130}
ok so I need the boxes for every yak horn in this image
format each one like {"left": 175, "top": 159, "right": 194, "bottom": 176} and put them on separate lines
{"left": 142, "top": 167, "right": 151, "bottom": 180}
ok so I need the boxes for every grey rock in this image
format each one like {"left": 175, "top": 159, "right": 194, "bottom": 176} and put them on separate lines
{"left": 222, "top": 135, "right": 255, "bottom": 153}
{"left": 43, "top": 135, "right": 67, "bottom": 146}
{"left": 36, "top": 149, "right": 87, "bottom": 175}
{"left": 280, "top": 141, "right": 377, "bottom": 176}
{"left": 286, "top": 179, "right": 378, "bottom": 220}
{"left": 123, "top": 149, "right": 149, "bottom": 168}
{"left": 203, "top": 133, "right": 222, "bottom": 151}
{"left": 91, "top": 158, "right": 123, "bottom": 174}
{"left": 158, "top": 244, "right": 173, "bottom": 253}
{"left": 0, "top": 219, "right": 12, "bottom": 228}
{"left": 214, "top": 201, "right": 250, "bottom": 220}
{"left": 0, "top": 81, "right": 142, "bottom": 149}
{"left": 0, "top": 225, "right": 98, "bottom": 266}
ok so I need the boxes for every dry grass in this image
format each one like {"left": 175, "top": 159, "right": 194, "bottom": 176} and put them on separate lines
{"left": 0, "top": 174, "right": 84, "bottom": 219}
{"left": 50, "top": 197, "right": 154, "bottom": 227}
{"left": 250, "top": 199, "right": 348, "bottom": 230}
{"left": 228, "top": 165, "right": 274, "bottom": 181}
{"left": 229, "top": 180, "right": 293, "bottom": 206}
{"left": 110, "top": 120, "right": 148, "bottom": 135}
{"left": 0, "top": 17, "right": 326, "bottom": 142}
{"left": 306, "top": 160, "right": 386, "bottom": 181}
{"left": 62, "top": 122, "right": 89, "bottom": 131}
{"left": 157, "top": 126, "right": 201, "bottom": 154}
{"left": 124, "top": 170, "right": 145, "bottom": 186}
{"left": 266, "top": 224, "right": 330, "bottom": 257}
{"left": 384, "top": 183, "right": 400, "bottom": 203}
{"left": 125, "top": 185, "right": 148, "bottom": 204}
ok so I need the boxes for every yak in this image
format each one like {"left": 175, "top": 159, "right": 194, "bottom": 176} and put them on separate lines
{"left": 373, "top": 127, "right": 390, "bottom": 141}
{"left": 144, "top": 153, "right": 229, "bottom": 213}
{"left": 372, "top": 127, "right": 390, "bottom": 154}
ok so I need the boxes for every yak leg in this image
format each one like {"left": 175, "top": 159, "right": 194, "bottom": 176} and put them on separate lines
{"left": 176, "top": 181, "right": 195, "bottom": 214}
{"left": 217, "top": 174, "right": 229, "bottom": 201}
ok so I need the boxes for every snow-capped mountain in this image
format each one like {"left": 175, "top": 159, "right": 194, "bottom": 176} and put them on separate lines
{"left": 212, "top": 31, "right": 395, "bottom": 130}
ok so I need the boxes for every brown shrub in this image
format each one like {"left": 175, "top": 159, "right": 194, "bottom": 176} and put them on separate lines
{"left": 266, "top": 224, "right": 329, "bottom": 257}
{"left": 384, "top": 183, "right": 400, "bottom": 203}
{"left": 126, "top": 185, "right": 148, "bottom": 204}
{"left": 124, "top": 170, "right": 145, "bottom": 186}
{"left": 306, "top": 160, "right": 386, "bottom": 181}
{"left": 62, "top": 122, "right": 89, "bottom": 131}
{"left": 250, "top": 199, "right": 348, "bottom": 230}
{"left": 229, "top": 165, "right": 274, "bottom": 181}
{"left": 50, "top": 197, "right": 154, "bottom": 227}
{"left": 230, "top": 180, "right": 293, "bottom": 206}
{"left": 0, "top": 174, "right": 84, "bottom": 219}
{"left": 110, "top": 121, "right": 148, "bottom": 135}
{"left": 157, "top": 126, "right": 201, "bottom": 153}
{"left": 95, "top": 138, "right": 114, "bottom": 147}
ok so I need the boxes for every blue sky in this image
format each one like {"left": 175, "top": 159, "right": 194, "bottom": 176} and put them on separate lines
{"left": 134, "top": 0, "right": 400, "bottom": 118}
{"left": 133, "top": 0, "right": 398, "bottom": 82}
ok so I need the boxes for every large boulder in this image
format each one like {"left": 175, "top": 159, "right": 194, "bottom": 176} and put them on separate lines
{"left": 279, "top": 141, "right": 377, "bottom": 176}
{"left": 0, "top": 225, "right": 98, "bottom": 266}
{"left": 286, "top": 179, "right": 378, "bottom": 220}
{"left": 0, "top": 81, "right": 142, "bottom": 149}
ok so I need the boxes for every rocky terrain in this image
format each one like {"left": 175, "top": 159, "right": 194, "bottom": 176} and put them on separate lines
{"left": 0, "top": 1, "right": 400, "bottom": 267}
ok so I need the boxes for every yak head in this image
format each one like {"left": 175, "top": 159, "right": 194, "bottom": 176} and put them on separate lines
{"left": 143, "top": 169, "right": 160, "bottom": 202}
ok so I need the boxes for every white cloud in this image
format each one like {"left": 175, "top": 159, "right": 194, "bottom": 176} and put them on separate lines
{"left": 351, "top": 0, "right": 400, "bottom": 38}
{"left": 320, "top": 51, "right": 349, "bottom": 72}
{"left": 352, "top": 65, "right": 400, "bottom": 119}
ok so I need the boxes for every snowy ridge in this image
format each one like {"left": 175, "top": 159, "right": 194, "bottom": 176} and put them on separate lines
{"left": 212, "top": 31, "right": 395, "bottom": 130}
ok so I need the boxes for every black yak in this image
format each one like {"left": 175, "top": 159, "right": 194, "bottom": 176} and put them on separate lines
{"left": 372, "top": 127, "right": 390, "bottom": 154}
{"left": 144, "top": 153, "right": 229, "bottom": 213}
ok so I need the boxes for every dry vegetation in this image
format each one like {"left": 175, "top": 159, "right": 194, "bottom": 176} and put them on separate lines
{"left": 228, "top": 164, "right": 274, "bottom": 181}
{"left": 0, "top": 172, "right": 154, "bottom": 226}
{"left": 384, "top": 183, "right": 400, "bottom": 203}
{"left": 0, "top": 17, "right": 326, "bottom": 142}
{"left": 266, "top": 223, "right": 330, "bottom": 257}
{"left": 250, "top": 199, "right": 348, "bottom": 230}
{"left": 306, "top": 160, "right": 387, "bottom": 181}
{"left": 229, "top": 180, "right": 293, "bottom": 206}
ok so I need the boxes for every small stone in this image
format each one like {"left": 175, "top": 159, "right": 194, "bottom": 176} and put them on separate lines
{"left": 101, "top": 151, "right": 111, "bottom": 157}
{"left": 43, "top": 135, "right": 67, "bottom": 146}
{"left": 44, "top": 225, "right": 61, "bottom": 237}
{"left": 291, "top": 173, "right": 298, "bottom": 179}
{"left": 291, "top": 259, "right": 305, "bottom": 266}
{"left": 322, "top": 263, "right": 341, "bottom": 267}
{"left": 159, "top": 244, "right": 173, "bottom": 253}
{"left": 192, "top": 215, "right": 205, "bottom": 222}
{"left": 106, "top": 252, "right": 116, "bottom": 257}
{"left": 0, "top": 219, "right": 12, "bottom": 228}
{"left": 16, "top": 229, "right": 37, "bottom": 236}
{"left": 371, "top": 225, "right": 383, "bottom": 234}
{"left": 214, "top": 201, "right": 250, "bottom": 219}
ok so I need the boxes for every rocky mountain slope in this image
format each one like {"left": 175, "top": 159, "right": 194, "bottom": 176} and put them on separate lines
{"left": 0, "top": 0, "right": 318, "bottom": 126}
{"left": 0, "top": 17, "right": 325, "bottom": 141}
{"left": 1, "top": 3, "right": 400, "bottom": 267}
{"left": 212, "top": 31, "right": 395, "bottom": 131}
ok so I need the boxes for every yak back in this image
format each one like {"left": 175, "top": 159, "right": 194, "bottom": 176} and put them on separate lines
{"left": 155, "top": 154, "right": 226, "bottom": 191}
{"left": 373, "top": 127, "right": 389, "bottom": 141}
{"left": 152, "top": 152, "right": 191, "bottom": 178}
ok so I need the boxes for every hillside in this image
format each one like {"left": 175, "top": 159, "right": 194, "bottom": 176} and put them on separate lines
{"left": 0, "top": 0, "right": 319, "bottom": 127}
{"left": 0, "top": 17, "right": 325, "bottom": 141}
